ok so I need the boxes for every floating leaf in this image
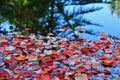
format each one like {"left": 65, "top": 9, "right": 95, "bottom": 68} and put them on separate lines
{"left": 4, "top": 51, "right": 12, "bottom": 55}
{"left": 26, "top": 54, "right": 37, "bottom": 61}
{"left": 27, "top": 49, "right": 35, "bottom": 53}
{"left": 1, "top": 41, "right": 9, "bottom": 46}
{"left": 64, "top": 50, "right": 73, "bottom": 56}
{"left": 76, "top": 66, "right": 87, "bottom": 73}
{"left": 103, "top": 68, "right": 111, "bottom": 75}
{"left": 75, "top": 73, "right": 88, "bottom": 80}
{"left": 102, "top": 59, "right": 114, "bottom": 67}
{"left": 16, "top": 55, "right": 26, "bottom": 61}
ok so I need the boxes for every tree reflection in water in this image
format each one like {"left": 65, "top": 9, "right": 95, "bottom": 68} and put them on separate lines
{"left": 0, "top": 0, "right": 105, "bottom": 38}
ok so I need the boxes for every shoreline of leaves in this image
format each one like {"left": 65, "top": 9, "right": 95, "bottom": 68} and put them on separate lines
{"left": 0, "top": 32, "right": 120, "bottom": 80}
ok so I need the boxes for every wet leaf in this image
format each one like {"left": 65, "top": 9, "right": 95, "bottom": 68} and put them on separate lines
{"left": 16, "top": 55, "right": 26, "bottom": 61}
{"left": 75, "top": 73, "right": 88, "bottom": 80}
{"left": 26, "top": 54, "right": 37, "bottom": 61}
{"left": 76, "top": 66, "right": 87, "bottom": 73}
{"left": 64, "top": 50, "right": 73, "bottom": 56}
{"left": 103, "top": 68, "right": 111, "bottom": 75}
{"left": 1, "top": 41, "right": 9, "bottom": 46}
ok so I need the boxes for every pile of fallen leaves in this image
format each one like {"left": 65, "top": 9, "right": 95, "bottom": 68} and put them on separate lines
{"left": 0, "top": 32, "right": 120, "bottom": 80}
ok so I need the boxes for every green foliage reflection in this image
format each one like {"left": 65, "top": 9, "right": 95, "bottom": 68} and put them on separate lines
{"left": 109, "top": 0, "right": 120, "bottom": 16}
{"left": 0, "top": 0, "right": 104, "bottom": 36}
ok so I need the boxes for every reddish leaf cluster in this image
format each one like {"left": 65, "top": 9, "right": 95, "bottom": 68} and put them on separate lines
{"left": 0, "top": 32, "right": 120, "bottom": 80}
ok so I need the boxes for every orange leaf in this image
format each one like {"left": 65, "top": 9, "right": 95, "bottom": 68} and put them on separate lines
{"left": 16, "top": 55, "right": 26, "bottom": 61}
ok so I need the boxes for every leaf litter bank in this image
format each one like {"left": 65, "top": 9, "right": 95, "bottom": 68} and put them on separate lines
{"left": 0, "top": 32, "right": 120, "bottom": 80}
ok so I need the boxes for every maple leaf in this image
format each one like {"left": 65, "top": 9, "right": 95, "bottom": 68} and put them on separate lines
{"left": 76, "top": 66, "right": 87, "bottom": 73}
{"left": 102, "top": 59, "right": 114, "bottom": 67}
{"left": 64, "top": 50, "right": 73, "bottom": 56}
{"left": 1, "top": 41, "right": 9, "bottom": 46}
{"left": 103, "top": 68, "right": 111, "bottom": 75}
{"left": 27, "top": 48, "right": 35, "bottom": 53}
{"left": 82, "top": 46, "right": 89, "bottom": 54}
{"left": 37, "top": 44, "right": 43, "bottom": 49}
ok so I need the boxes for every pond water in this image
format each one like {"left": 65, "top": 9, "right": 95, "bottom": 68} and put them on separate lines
{"left": 1, "top": 1, "right": 120, "bottom": 40}
{"left": 83, "top": 3, "right": 120, "bottom": 38}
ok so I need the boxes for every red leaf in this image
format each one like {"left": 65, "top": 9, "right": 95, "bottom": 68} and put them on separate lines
{"left": 1, "top": 41, "right": 9, "bottom": 46}
{"left": 64, "top": 50, "right": 73, "bottom": 56}
{"left": 40, "top": 73, "right": 50, "bottom": 80}
{"left": 23, "top": 71, "right": 31, "bottom": 78}
{"left": 17, "top": 35, "right": 27, "bottom": 39}
{"left": 27, "top": 49, "right": 35, "bottom": 53}
{"left": 102, "top": 59, "right": 114, "bottom": 67}
{"left": 98, "top": 55, "right": 107, "bottom": 60}
{"left": 76, "top": 66, "right": 87, "bottom": 73}
{"left": 16, "top": 45, "right": 26, "bottom": 49}
{"left": 82, "top": 46, "right": 89, "bottom": 54}
{"left": 58, "top": 54, "right": 66, "bottom": 60}
{"left": 0, "top": 69, "right": 9, "bottom": 77}
{"left": 103, "top": 68, "right": 111, "bottom": 74}
{"left": 37, "top": 44, "right": 43, "bottom": 49}
{"left": 4, "top": 51, "right": 12, "bottom": 55}
{"left": 26, "top": 42, "right": 33, "bottom": 46}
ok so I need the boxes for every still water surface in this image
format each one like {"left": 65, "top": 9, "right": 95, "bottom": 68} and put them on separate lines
{"left": 84, "top": 3, "right": 120, "bottom": 37}
{"left": 1, "top": 2, "right": 120, "bottom": 40}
